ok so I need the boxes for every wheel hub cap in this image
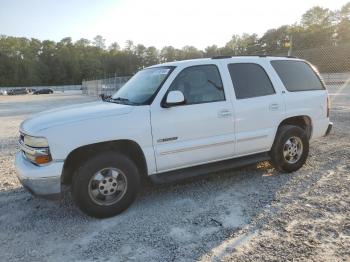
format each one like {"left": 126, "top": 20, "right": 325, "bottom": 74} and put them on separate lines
{"left": 88, "top": 167, "right": 127, "bottom": 206}
{"left": 283, "top": 136, "right": 303, "bottom": 164}
{"left": 98, "top": 177, "right": 118, "bottom": 196}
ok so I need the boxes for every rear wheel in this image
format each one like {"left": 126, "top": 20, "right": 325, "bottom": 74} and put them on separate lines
{"left": 270, "top": 125, "right": 309, "bottom": 172}
{"left": 72, "top": 151, "right": 140, "bottom": 218}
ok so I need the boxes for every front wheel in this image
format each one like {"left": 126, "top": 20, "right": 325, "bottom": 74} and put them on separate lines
{"left": 270, "top": 125, "right": 309, "bottom": 173}
{"left": 72, "top": 151, "right": 140, "bottom": 218}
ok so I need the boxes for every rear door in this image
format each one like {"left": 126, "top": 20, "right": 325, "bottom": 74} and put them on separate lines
{"left": 224, "top": 61, "right": 285, "bottom": 155}
{"left": 270, "top": 60, "right": 329, "bottom": 139}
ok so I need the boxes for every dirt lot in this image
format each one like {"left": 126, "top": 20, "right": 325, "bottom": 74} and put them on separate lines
{"left": 0, "top": 88, "right": 349, "bottom": 261}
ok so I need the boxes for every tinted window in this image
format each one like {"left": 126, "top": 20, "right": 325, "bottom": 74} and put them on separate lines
{"left": 271, "top": 60, "right": 325, "bottom": 91}
{"left": 168, "top": 65, "right": 225, "bottom": 104}
{"left": 228, "top": 63, "right": 275, "bottom": 99}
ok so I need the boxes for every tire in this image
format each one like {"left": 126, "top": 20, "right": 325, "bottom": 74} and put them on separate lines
{"left": 72, "top": 151, "right": 141, "bottom": 218}
{"left": 270, "top": 125, "right": 309, "bottom": 173}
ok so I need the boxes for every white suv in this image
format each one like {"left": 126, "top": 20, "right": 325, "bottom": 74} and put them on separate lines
{"left": 15, "top": 56, "right": 332, "bottom": 217}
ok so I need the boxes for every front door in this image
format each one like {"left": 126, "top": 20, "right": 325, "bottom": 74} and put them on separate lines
{"left": 150, "top": 64, "right": 235, "bottom": 172}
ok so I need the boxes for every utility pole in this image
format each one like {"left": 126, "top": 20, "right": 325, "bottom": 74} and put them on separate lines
{"left": 288, "top": 35, "right": 293, "bottom": 56}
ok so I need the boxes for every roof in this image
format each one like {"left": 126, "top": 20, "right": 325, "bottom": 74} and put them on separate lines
{"left": 148, "top": 55, "right": 302, "bottom": 68}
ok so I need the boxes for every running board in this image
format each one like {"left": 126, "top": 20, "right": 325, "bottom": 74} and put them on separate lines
{"left": 150, "top": 152, "right": 270, "bottom": 184}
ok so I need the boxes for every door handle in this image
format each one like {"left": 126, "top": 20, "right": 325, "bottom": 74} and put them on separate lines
{"left": 269, "top": 103, "right": 279, "bottom": 111}
{"left": 218, "top": 109, "right": 232, "bottom": 117}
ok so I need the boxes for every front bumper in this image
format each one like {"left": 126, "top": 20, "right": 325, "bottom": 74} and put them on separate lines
{"left": 324, "top": 122, "right": 333, "bottom": 136}
{"left": 15, "top": 152, "right": 63, "bottom": 197}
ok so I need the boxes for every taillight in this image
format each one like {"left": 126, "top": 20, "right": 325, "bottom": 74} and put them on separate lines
{"left": 327, "top": 96, "right": 330, "bottom": 118}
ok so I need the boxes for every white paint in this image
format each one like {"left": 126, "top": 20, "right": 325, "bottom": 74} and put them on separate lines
{"left": 16, "top": 56, "right": 331, "bottom": 193}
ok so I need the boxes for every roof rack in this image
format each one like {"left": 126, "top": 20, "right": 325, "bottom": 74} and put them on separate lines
{"left": 211, "top": 54, "right": 297, "bottom": 59}
{"left": 211, "top": 55, "right": 232, "bottom": 59}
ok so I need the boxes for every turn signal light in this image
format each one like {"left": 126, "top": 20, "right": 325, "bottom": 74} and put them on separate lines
{"left": 35, "top": 155, "right": 52, "bottom": 165}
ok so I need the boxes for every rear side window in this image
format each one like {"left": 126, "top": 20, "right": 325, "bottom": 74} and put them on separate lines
{"left": 228, "top": 63, "right": 275, "bottom": 99}
{"left": 271, "top": 60, "right": 325, "bottom": 92}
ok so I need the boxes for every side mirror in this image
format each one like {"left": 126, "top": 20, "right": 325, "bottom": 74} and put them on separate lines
{"left": 163, "top": 90, "right": 185, "bottom": 108}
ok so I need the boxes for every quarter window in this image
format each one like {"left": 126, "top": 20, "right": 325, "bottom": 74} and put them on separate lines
{"left": 228, "top": 63, "right": 275, "bottom": 99}
{"left": 271, "top": 60, "right": 325, "bottom": 92}
{"left": 168, "top": 65, "right": 225, "bottom": 105}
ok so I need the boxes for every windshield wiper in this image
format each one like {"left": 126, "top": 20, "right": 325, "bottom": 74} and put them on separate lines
{"left": 112, "top": 97, "right": 129, "bottom": 102}
{"left": 106, "top": 97, "right": 140, "bottom": 105}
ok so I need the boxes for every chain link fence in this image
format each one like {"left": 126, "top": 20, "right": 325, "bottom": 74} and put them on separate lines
{"left": 81, "top": 76, "right": 131, "bottom": 97}
{"left": 291, "top": 44, "right": 350, "bottom": 88}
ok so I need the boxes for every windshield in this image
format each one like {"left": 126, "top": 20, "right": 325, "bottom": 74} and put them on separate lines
{"left": 111, "top": 66, "right": 174, "bottom": 105}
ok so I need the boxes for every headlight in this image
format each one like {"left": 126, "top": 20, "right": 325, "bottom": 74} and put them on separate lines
{"left": 23, "top": 135, "right": 49, "bottom": 148}
{"left": 20, "top": 134, "right": 52, "bottom": 165}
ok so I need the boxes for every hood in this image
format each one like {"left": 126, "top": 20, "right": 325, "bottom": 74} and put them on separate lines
{"left": 21, "top": 101, "right": 133, "bottom": 134}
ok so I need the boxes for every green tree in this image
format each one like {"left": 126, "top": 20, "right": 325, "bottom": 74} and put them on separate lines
{"left": 296, "top": 6, "right": 335, "bottom": 48}
{"left": 180, "top": 46, "right": 203, "bottom": 60}
{"left": 108, "top": 42, "right": 120, "bottom": 53}
{"left": 259, "top": 26, "right": 290, "bottom": 54}
{"left": 204, "top": 45, "right": 220, "bottom": 57}
{"left": 336, "top": 2, "right": 350, "bottom": 43}
{"left": 93, "top": 35, "right": 106, "bottom": 49}
{"left": 160, "top": 46, "right": 177, "bottom": 62}
{"left": 144, "top": 46, "right": 159, "bottom": 67}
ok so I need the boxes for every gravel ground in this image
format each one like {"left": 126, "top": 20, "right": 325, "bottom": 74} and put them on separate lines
{"left": 0, "top": 87, "right": 349, "bottom": 261}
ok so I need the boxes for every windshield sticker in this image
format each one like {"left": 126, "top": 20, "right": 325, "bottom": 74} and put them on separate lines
{"left": 156, "top": 69, "right": 170, "bottom": 75}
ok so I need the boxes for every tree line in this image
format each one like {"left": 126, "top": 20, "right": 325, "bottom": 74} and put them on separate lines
{"left": 0, "top": 3, "right": 349, "bottom": 87}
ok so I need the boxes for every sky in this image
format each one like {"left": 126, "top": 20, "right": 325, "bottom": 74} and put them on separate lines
{"left": 0, "top": 0, "right": 349, "bottom": 50}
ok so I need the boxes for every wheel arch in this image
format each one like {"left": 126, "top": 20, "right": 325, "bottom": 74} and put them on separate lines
{"left": 277, "top": 115, "right": 312, "bottom": 140}
{"left": 61, "top": 139, "right": 148, "bottom": 185}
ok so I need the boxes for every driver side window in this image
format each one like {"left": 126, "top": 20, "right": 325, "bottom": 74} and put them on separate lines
{"left": 168, "top": 65, "right": 225, "bottom": 105}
